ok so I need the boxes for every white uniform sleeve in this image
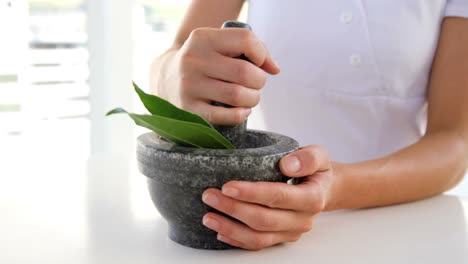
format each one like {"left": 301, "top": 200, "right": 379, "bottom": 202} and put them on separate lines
{"left": 445, "top": 0, "right": 468, "bottom": 17}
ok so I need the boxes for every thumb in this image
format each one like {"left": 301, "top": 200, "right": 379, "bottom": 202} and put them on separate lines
{"left": 261, "top": 56, "right": 281, "bottom": 75}
{"left": 279, "top": 145, "right": 330, "bottom": 177}
{"left": 259, "top": 42, "right": 280, "bottom": 74}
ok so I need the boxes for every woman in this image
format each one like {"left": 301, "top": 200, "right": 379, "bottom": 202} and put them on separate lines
{"left": 150, "top": 0, "right": 468, "bottom": 250}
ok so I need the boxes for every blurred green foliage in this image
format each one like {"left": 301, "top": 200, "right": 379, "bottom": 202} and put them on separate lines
{"left": 0, "top": 104, "right": 20, "bottom": 113}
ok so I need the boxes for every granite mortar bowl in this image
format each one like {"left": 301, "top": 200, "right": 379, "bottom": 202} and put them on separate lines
{"left": 137, "top": 130, "right": 299, "bottom": 249}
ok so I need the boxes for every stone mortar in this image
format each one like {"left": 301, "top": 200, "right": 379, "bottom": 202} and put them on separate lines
{"left": 137, "top": 130, "right": 299, "bottom": 249}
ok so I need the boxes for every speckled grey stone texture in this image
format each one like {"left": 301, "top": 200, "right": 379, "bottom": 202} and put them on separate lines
{"left": 213, "top": 121, "right": 247, "bottom": 148}
{"left": 137, "top": 130, "right": 299, "bottom": 249}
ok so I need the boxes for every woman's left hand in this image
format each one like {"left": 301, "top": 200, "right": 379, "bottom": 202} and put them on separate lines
{"left": 202, "top": 145, "right": 339, "bottom": 250}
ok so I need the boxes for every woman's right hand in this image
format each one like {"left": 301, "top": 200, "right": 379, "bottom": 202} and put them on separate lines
{"left": 152, "top": 27, "right": 280, "bottom": 125}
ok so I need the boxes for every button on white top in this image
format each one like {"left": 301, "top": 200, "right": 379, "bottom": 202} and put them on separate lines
{"left": 248, "top": 0, "right": 468, "bottom": 163}
{"left": 349, "top": 54, "right": 362, "bottom": 66}
{"left": 340, "top": 12, "right": 353, "bottom": 24}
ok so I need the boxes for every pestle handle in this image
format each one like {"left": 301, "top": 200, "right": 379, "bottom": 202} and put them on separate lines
{"left": 212, "top": 21, "right": 253, "bottom": 148}
{"left": 221, "top": 21, "right": 252, "bottom": 65}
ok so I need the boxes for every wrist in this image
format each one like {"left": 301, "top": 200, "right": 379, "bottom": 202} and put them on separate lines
{"left": 150, "top": 48, "right": 180, "bottom": 104}
{"left": 324, "top": 161, "right": 347, "bottom": 211}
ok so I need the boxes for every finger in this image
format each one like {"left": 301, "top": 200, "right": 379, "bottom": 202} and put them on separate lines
{"left": 202, "top": 188, "right": 312, "bottom": 232}
{"left": 187, "top": 28, "right": 279, "bottom": 75}
{"left": 185, "top": 101, "right": 251, "bottom": 125}
{"left": 259, "top": 41, "right": 281, "bottom": 75}
{"left": 186, "top": 78, "right": 260, "bottom": 108}
{"left": 222, "top": 180, "right": 326, "bottom": 213}
{"left": 216, "top": 234, "right": 245, "bottom": 249}
{"left": 203, "top": 212, "right": 301, "bottom": 250}
{"left": 210, "top": 28, "right": 271, "bottom": 69}
{"left": 260, "top": 56, "right": 281, "bottom": 75}
{"left": 279, "top": 145, "right": 330, "bottom": 177}
{"left": 203, "top": 54, "right": 267, "bottom": 89}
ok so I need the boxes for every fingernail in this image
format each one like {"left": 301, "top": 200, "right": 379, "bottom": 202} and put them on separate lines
{"left": 283, "top": 155, "right": 301, "bottom": 173}
{"left": 217, "top": 234, "right": 229, "bottom": 242}
{"left": 203, "top": 217, "right": 220, "bottom": 230}
{"left": 202, "top": 192, "right": 219, "bottom": 206}
{"left": 222, "top": 187, "right": 240, "bottom": 197}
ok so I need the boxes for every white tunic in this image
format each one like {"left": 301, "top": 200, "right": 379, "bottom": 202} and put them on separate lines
{"left": 247, "top": 0, "right": 468, "bottom": 163}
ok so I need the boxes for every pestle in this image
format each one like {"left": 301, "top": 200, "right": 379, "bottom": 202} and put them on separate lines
{"left": 212, "top": 21, "right": 253, "bottom": 148}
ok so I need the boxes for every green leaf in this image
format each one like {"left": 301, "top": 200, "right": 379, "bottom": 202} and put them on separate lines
{"left": 133, "top": 82, "right": 214, "bottom": 129}
{"left": 107, "top": 108, "right": 235, "bottom": 149}
{"left": 106, "top": 107, "right": 128, "bottom": 116}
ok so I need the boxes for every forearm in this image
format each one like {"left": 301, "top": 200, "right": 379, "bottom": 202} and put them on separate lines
{"left": 327, "top": 131, "right": 468, "bottom": 210}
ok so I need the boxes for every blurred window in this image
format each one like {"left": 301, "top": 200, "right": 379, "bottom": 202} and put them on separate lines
{"left": 0, "top": 0, "right": 28, "bottom": 134}
{"left": 28, "top": 0, "right": 89, "bottom": 120}
{"left": 132, "top": 0, "right": 247, "bottom": 89}
{"left": 0, "top": 0, "right": 89, "bottom": 137}
{"left": 132, "top": 0, "right": 190, "bottom": 93}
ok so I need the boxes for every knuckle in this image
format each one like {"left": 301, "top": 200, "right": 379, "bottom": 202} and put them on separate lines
{"left": 188, "top": 28, "right": 207, "bottom": 41}
{"left": 308, "top": 145, "right": 329, "bottom": 159}
{"left": 250, "top": 236, "right": 268, "bottom": 251}
{"left": 299, "top": 219, "right": 314, "bottom": 233}
{"left": 266, "top": 186, "right": 287, "bottom": 208}
{"left": 231, "top": 109, "right": 246, "bottom": 124}
{"left": 178, "top": 49, "right": 197, "bottom": 67}
{"left": 302, "top": 148, "right": 320, "bottom": 173}
{"left": 241, "top": 31, "right": 263, "bottom": 62}
{"left": 226, "top": 85, "right": 243, "bottom": 106}
{"left": 309, "top": 192, "right": 326, "bottom": 213}
{"left": 240, "top": 29, "right": 254, "bottom": 42}
{"left": 289, "top": 234, "right": 302, "bottom": 242}
{"left": 309, "top": 157, "right": 319, "bottom": 173}
{"left": 222, "top": 200, "right": 238, "bottom": 217}
{"left": 257, "top": 72, "right": 267, "bottom": 88}
{"left": 250, "top": 90, "right": 261, "bottom": 107}
{"left": 252, "top": 213, "right": 278, "bottom": 231}
{"left": 242, "top": 30, "right": 257, "bottom": 49}
{"left": 317, "top": 145, "right": 329, "bottom": 159}
{"left": 218, "top": 227, "right": 234, "bottom": 238}
{"left": 199, "top": 108, "right": 213, "bottom": 124}
{"left": 236, "top": 62, "right": 251, "bottom": 85}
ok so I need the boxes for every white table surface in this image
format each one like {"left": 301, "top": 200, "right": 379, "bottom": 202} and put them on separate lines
{"left": 1, "top": 151, "right": 468, "bottom": 264}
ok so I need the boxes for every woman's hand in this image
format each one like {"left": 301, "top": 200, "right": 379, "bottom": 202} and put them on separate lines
{"left": 155, "top": 27, "right": 280, "bottom": 125}
{"left": 202, "top": 145, "right": 339, "bottom": 250}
